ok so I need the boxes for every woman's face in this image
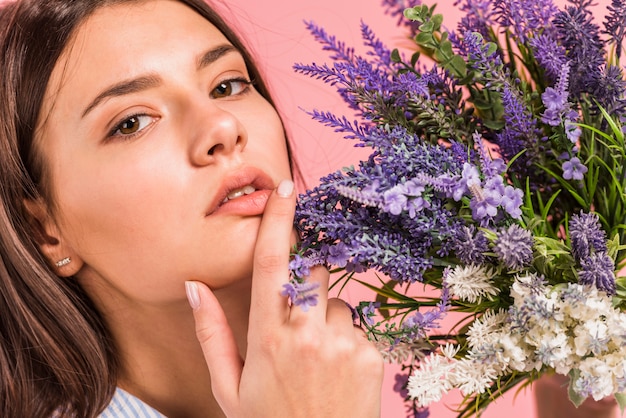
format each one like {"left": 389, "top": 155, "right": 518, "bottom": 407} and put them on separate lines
{"left": 37, "top": 0, "right": 292, "bottom": 305}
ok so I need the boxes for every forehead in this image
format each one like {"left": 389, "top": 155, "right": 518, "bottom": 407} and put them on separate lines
{"left": 40, "top": 0, "right": 230, "bottom": 123}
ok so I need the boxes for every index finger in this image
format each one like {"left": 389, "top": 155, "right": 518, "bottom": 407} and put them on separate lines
{"left": 249, "top": 179, "right": 296, "bottom": 328}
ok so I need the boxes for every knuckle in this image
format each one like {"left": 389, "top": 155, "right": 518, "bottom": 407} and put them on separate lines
{"left": 254, "top": 254, "right": 285, "bottom": 274}
{"left": 293, "top": 328, "right": 323, "bottom": 355}
{"left": 359, "top": 344, "right": 385, "bottom": 377}
{"left": 195, "top": 323, "right": 219, "bottom": 346}
{"left": 255, "top": 329, "right": 283, "bottom": 355}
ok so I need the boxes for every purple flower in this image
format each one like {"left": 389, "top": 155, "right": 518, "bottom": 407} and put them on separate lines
{"left": 402, "top": 286, "right": 450, "bottom": 340}
{"left": 452, "top": 225, "right": 489, "bottom": 264}
{"left": 281, "top": 279, "right": 321, "bottom": 312}
{"left": 530, "top": 33, "right": 568, "bottom": 80}
{"left": 383, "top": 186, "right": 409, "bottom": 215}
{"left": 361, "top": 301, "right": 380, "bottom": 325}
{"left": 562, "top": 156, "right": 587, "bottom": 180}
{"left": 493, "top": 0, "right": 558, "bottom": 43}
{"left": 501, "top": 185, "right": 524, "bottom": 219}
{"left": 565, "top": 120, "right": 582, "bottom": 143}
{"left": 569, "top": 211, "right": 607, "bottom": 262}
{"left": 451, "top": 163, "right": 480, "bottom": 201}
{"left": 454, "top": 0, "right": 496, "bottom": 40}
{"left": 579, "top": 252, "right": 616, "bottom": 295}
{"left": 604, "top": 0, "right": 626, "bottom": 58}
{"left": 326, "top": 242, "right": 351, "bottom": 268}
{"left": 542, "top": 87, "right": 567, "bottom": 112}
{"left": 493, "top": 224, "right": 534, "bottom": 270}
{"left": 496, "top": 84, "right": 542, "bottom": 169}
{"left": 469, "top": 176, "right": 504, "bottom": 223}
{"left": 289, "top": 254, "right": 311, "bottom": 278}
{"left": 553, "top": 4, "right": 606, "bottom": 98}
{"left": 381, "top": 0, "right": 423, "bottom": 36}
{"left": 475, "top": 132, "right": 506, "bottom": 178}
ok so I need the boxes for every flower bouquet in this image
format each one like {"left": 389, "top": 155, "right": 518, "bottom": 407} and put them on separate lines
{"left": 286, "top": 0, "right": 626, "bottom": 416}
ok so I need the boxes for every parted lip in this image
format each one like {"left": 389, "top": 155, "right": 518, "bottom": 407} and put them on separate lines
{"left": 204, "top": 166, "right": 276, "bottom": 216}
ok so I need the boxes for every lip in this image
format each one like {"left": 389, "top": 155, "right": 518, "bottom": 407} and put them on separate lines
{"left": 205, "top": 167, "right": 276, "bottom": 217}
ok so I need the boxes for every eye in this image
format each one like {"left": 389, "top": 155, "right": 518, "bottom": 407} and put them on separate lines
{"left": 109, "top": 114, "right": 158, "bottom": 139}
{"left": 210, "top": 78, "right": 251, "bottom": 99}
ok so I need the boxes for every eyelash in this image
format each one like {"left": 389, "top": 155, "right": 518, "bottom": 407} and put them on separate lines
{"left": 210, "top": 77, "right": 253, "bottom": 98}
{"left": 108, "top": 113, "right": 158, "bottom": 140}
{"left": 106, "top": 77, "right": 253, "bottom": 140}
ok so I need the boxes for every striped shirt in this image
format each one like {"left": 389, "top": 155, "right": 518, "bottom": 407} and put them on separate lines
{"left": 99, "top": 388, "right": 166, "bottom": 418}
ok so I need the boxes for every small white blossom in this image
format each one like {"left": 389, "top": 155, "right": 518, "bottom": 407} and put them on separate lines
{"left": 444, "top": 265, "right": 500, "bottom": 303}
{"left": 375, "top": 339, "right": 430, "bottom": 364}
{"left": 466, "top": 309, "right": 508, "bottom": 349}
{"left": 453, "top": 359, "right": 498, "bottom": 395}
{"left": 407, "top": 353, "right": 456, "bottom": 407}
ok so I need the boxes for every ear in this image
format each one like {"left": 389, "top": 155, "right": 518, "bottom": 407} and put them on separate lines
{"left": 22, "top": 198, "right": 83, "bottom": 277}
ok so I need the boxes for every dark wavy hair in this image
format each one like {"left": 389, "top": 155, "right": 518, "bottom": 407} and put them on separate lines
{"left": 0, "top": 0, "right": 282, "bottom": 416}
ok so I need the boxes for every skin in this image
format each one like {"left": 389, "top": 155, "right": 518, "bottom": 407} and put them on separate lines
{"left": 29, "top": 1, "right": 383, "bottom": 417}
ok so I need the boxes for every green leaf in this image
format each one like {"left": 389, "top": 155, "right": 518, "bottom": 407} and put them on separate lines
{"left": 415, "top": 32, "right": 437, "bottom": 49}
{"left": 597, "top": 105, "right": 625, "bottom": 142}
{"left": 445, "top": 55, "right": 467, "bottom": 78}
{"left": 403, "top": 6, "right": 423, "bottom": 22}
{"left": 607, "top": 233, "right": 621, "bottom": 260}
{"left": 419, "top": 20, "right": 434, "bottom": 33}
{"left": 410, "top": 51, "right": 421, "bottom": 67}
{"left": 486, "top": 42, "right": 498, "bottom": 56}
{"left": 615, "top": 393, "right": 626, "bottom": 416}
{"left": 567, "top": 370, "right": 586, "bottom": 408}
{"left": 482, "top": 118, "right": 505, "bottom": 130}
{"left": 390, "top": 48, "right": 401, "bottom": 63}
{"left": 431, "top": 13, "right": 444, "bottom": 31}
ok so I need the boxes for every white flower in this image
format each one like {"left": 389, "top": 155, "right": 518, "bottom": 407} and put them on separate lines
{"left": 440, "top": 343, "right": 460, "bottom": 359}
{"left": 453, "top": 359, "right": 498, "bottom": 395}
{"left": 574, "top": 319, "right": 609, "bottom": 356}
{"left": 498, "top": 332, "right": 531, "bottom": 371}
{"left": 510, "top": 273, "right": 542, "bottom": 302}
{"left": 535, "top": 331, "right": 572, "bottom": 370}
{"left": 375, "top": 339, "right": 430, "bottom": 364}
{"left": 577, "top": 357, "right": 617, "bottom": 400}
{"left": 443, "top": 264, "right": 500, "bottom": 303}
{"left": 407, "top": 353, "right": 456, "bottom": 407}
{"left": 466, "top": 309, "right": 508, "bottom": 349}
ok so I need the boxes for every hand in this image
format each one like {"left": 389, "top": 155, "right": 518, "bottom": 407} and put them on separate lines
{"left": 188, "top": 179, "right": 384, "bottom": 418}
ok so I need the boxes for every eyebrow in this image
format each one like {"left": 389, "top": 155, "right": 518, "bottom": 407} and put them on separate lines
{"left": 81, "top": 75, "right": 161, "bottom": 118}
{"left": 81, "top": 44, "right": 240, "bottom": 118}
{"left": 197, "top": 44, "right": 238, "bottom": 71}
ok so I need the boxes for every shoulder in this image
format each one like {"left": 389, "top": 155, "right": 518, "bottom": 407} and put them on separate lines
{"left": 99, "top": 388, "right": 167, "bottom": 418}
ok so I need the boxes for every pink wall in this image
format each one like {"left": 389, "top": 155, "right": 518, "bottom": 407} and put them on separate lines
{"left": 216, "top": 0, "right": 615, "bottom": 417}
{"left": 0, "top": 0, "right": 612, "bottom": 416}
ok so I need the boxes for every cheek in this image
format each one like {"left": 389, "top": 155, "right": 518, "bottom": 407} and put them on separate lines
{"left": 53, "top": 152, "right": 186, "bottom": 256}
{"left": 249, "top": 105, "right": 292, "bottom": 177}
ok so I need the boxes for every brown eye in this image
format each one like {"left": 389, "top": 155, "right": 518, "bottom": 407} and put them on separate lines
{"left": 119, "top": 116, "right": 141, "bottom": 134}
{"left": 109, "top": 114, "right": 157, "bottom": 139}
{"left": 212, "top": 82, "right": 233, "bottom": 98}
{"left": 210, "top": 78, "right": 251, "bottom": 99}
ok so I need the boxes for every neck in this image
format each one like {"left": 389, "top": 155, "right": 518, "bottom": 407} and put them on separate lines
{"left": 89, "top": 277, "right": 251, "bottom": 418}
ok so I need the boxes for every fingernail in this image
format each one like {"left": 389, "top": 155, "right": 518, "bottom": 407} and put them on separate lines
{"left": 185, "top": 281, "right": 200, "bottom": 310}
{"left": 277, "top": 179, "right": 294, "bottom": 198}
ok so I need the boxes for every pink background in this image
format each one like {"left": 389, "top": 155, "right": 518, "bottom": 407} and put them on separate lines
{"left": 0, "top": 0, "right": 612, "bottom": 416}
{"left": 215, "top": 0, "right": 614, "bottom": 417}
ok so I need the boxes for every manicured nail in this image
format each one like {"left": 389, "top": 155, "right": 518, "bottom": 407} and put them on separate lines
{"left": 277, "top": 179, "right": 294, "bottom": 198}
{"left": 185, "top": 281, "right": 200, "bottom": 310}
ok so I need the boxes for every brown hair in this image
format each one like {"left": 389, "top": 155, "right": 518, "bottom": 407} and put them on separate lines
{"left": 0, "top": 0, "right": 281, "bottom": 416}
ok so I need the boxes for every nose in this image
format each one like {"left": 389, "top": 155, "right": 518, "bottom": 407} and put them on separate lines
{"left": 189, "top": 102, "right": 248, "bottom": 166}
